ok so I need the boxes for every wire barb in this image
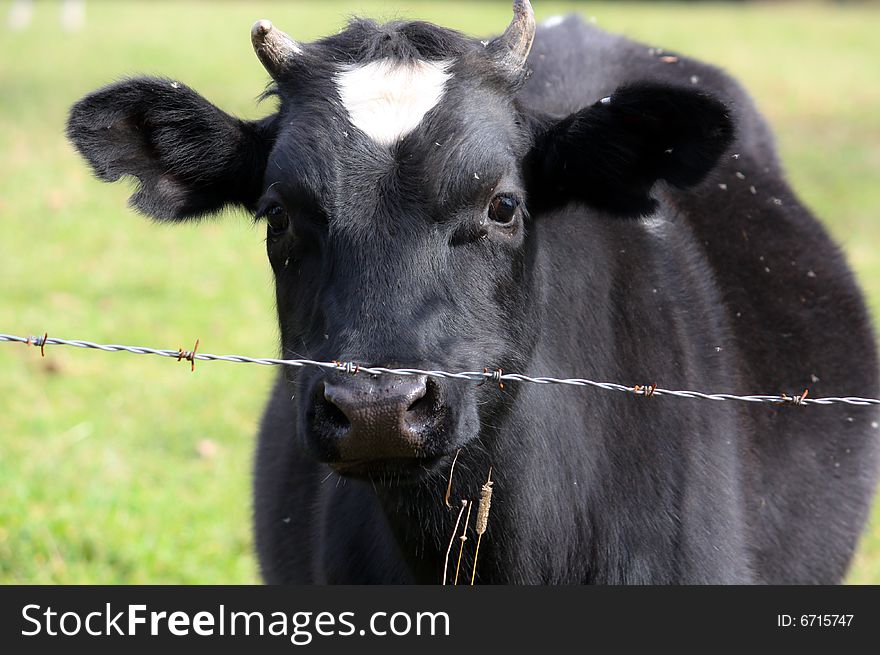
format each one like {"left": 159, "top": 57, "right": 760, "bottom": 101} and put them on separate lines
{"left": 333, "top": 360, "right": 360, "bottom": 375}
{"left": 176, "top": 338, "right": 199, "bottom": 372}
{"left": 779, "top": 388, "right": 809, "bottom": 406}
{"left": 2, "top": 332, "right": 879, "bottom": 408}
{"left": 478, "top": 368, "right": 505, "bottom": 390}
{"left": 633, "top": 383, "right": 657, "bottom": 398}
{"left": 24, "top": 333, "right": 49, "bottom": 357}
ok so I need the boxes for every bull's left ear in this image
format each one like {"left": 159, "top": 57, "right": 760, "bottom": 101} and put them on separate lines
{"left": 523, "top": 82, "right": 734, "bottom": 217}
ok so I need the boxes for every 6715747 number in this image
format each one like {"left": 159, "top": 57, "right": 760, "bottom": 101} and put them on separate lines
{"left": 777, "top": 614, "right": 854, "bottom": 628}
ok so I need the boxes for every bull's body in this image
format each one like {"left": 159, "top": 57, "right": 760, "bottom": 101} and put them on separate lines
{"left": 253, "top": 16, "right": 880, "bottom": 583}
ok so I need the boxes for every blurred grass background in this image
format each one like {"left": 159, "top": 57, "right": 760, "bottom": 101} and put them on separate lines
{"left": 0, "top": 0, "right": 878, "bottom": 583}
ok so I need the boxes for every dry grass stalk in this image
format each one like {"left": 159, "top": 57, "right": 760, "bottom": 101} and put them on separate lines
{"left": 453, "top": 500, "right": 473, "bottom": 586}
{"left": 444, "top": 449, "right": 461, "bottom": 508}
{"left": 442, "top": 499, "right": 467, "bottom": 585}
{"left": 470, "top": 468, "right": 494, "bottom": 585}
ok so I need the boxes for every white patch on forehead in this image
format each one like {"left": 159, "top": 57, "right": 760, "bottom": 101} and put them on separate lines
{"left": 334, "top": 58, "right": 453, "bottom": 146}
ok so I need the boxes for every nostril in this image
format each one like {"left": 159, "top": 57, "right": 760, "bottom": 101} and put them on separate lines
{"left": 317, "top": 383, "right": 350, "bottom": 431}
{"left": 405, "top": 377, "right": 441, "bottom": 427}
{"left": 404, "top": 378, "right": 428, "bottom": 412}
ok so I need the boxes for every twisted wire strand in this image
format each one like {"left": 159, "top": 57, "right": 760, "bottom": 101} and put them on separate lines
{"left": 2, "top": 332, "right": 879, "bottom": 407}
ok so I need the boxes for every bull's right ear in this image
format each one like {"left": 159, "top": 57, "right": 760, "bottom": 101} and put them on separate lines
{"left": 67, "top": 77, "right": 278, "bottom": 221}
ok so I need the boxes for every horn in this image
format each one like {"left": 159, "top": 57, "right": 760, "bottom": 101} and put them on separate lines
{"left": 251, "top": 19, "right": 302, "bottom": 79}
{"left": 488, "top": 0, "right": 536, "bottom": 80}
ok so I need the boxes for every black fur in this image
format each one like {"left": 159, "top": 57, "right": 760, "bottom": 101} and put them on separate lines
{"left": 66, "top": 78, "right": 277, "bottom": 220}
{"left": 526, "top": 83, "right": 734, "bottom": 216}
{"left": 67, "top": 13, "right": 879, "bottom": 584}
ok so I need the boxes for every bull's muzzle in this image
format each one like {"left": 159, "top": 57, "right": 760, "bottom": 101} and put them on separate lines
{"left": 309, "top": 372, "right": 446, "bottom": 471}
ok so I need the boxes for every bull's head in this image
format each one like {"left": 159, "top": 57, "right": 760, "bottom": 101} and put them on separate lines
{"left": 67, "top": 1, "right": 732, "bottom": 480}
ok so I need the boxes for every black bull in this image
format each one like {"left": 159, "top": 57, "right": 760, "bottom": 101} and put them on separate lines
{"left": 66, "top": 8, "right": 879, "bottom": 583}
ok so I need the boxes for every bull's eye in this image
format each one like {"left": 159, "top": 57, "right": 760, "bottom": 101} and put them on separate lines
{"left": 265, "top": 204, "right": 290, "bottom": 238}
{"left": 487, "top": 194, "right": 520, "bottom": 226}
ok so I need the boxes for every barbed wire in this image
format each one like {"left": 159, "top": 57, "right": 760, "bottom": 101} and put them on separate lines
{"left": 2, "top": 332, "right": 879, "bottom": 408}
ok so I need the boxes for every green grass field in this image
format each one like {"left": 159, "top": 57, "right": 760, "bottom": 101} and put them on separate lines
{"left": 1, "top": 0, "right": 878, "bottom": 584}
